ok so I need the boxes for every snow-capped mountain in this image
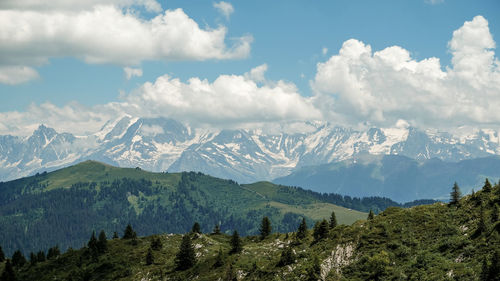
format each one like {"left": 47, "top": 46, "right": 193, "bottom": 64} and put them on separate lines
{"left": 1, "top": 116, "right": 499, "bottom": 183}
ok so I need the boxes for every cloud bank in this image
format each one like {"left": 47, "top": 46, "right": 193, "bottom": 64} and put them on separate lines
{"left": 0, "top": 1, "right": 251, "bottom": 84}
{"left": 1, "top": 16, "right": 499, "bottom": 136}
{"left": 311, "top": 15, "right": 500, "bottom": 129}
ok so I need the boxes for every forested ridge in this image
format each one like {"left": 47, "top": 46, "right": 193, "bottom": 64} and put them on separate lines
{"left": 1, "top": 179, "right": 499, "bottom": 280}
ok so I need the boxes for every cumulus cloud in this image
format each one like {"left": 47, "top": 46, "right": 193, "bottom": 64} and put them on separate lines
{"left": 311, "top": 15, "right": 500, "bottom": 129}
{"left": 0, "top": 65, "right": 39, "bottom": 85}
{"left": 0, "top": 0, "right": 163, "bottom": 12}
{"left": 0, "top": 4, "right": 251, "bottom": 84}
{"left": 0, "top": 65, "right": 320, "bottom": 135}
{"left": 123, "top": 65, "right": 321, "bottom": 125}
{"left": 244, "top": 64, "right": 268, "bottom": 83}
{"left": 213, "top": 1, "right": 234, "bottom": 20}
{"left": 124, "top": 67, "right": 143, "bottom": 80}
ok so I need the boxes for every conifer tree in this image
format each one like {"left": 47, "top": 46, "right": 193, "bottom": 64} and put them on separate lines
{"left": 493, "top": 204, "right": 500, "bottom": 222}
{"left": 450, "top": 182, "right": 462, "bottom": 206}
{"left": 214, "top": 247, "right": 224, "bottom": 268}
{"left": 213, "top": 224, "right": 221, "bottom": 235}
{"left": 259, "top": 216, "right": 272, "bottom": 239}
{"left": 277, "top": 246, "right": 295, "bottom": 267}
{"left": 488, "top": 251, "right": 500, "bottom": 281}
{"left": 11, "top": 251, "right": 26, "bottom": 267}
{"left": 151, "top": 237, "right": 163, "bottom": 251}
{"left": 88, "top": 231, "right": 98, "bottom": 252}
{"left": 97, "top": 230, "right": 108, "bottom": 253}
{"left": 481, "top": 257, "right": 490, "bottom": 281}
{"left": 306, "top": 255, "right": 321, "bottom": 281}
{"left": 0, "top": 246, "right": 4, "bottom": 262}
{"left": 112, "top": 232, "right": 119, "bottom": 239}
{"left": 123, "top": 224, "right": 135, "bottom": 239}
{"left": 483, "top": 178, "right": 492, "bottom": 193}
{"left": 145, "top": 248, "right": 154, "bottom": 265}
{"left": 296, "top": 218, "right": 308, "bottom": 240}
{"left": 175, "top": 234, "right": 196, "bottom": 270}
{"left": 313, "top": 219, "right": 329, "bottom": 242}
{"left": 476, "top": 203, "right": 488, "bottom": 235}
{"left": 29, "top": 252, "right": 36, "bottom": 266}
{"left": 230, "top": 230, "right": 242, "bottom": 254}
{"left": 368, "top": 210, "right": 375, "bottom": 220}
{"left": 191, "top": 222, "right": 201, "bottom": 234}
{"left": 225, "top": 263, "right": 237, "bottom": 281}
{"left": 46, "top": 246, "right": 60, "bottom": 260}
{"left": 36, "top": 251, "right": 45, "bottom": 262}
{"left": 1, "top": 259, "right": 16, "bottom": 281}
{"left": 329, "top": 211, "right": 338, "bottom": 228}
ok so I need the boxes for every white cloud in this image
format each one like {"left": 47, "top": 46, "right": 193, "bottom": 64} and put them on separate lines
{"left": 311, "top": 15, "right": 500, "bottom": 129}
{"left": 0, "top": 66, "right": 321, "bottom": 135}
{"left": 123, "top": 68, "right": 321, "bottom": 125}
{"left": 140, "top": 124, "right": 164, "bottom": 136}
{"left": 124, "top": 67, "right": 143, "bottom": 80}
{"left": 322, "top": 47, "right": 328, "bottom": 55}
{"left": 0, "top": 0, "right": 162, "bottom": 12}
{"left": 244, "top": 64, "right": 268, "bottom": 83}
{"left": 0, "top": 65, "right": 39, "bottom": 85}
{"left": 213, "top": 1, "right": 234, "bottom": 20}
{"left": 0, "top": 4, "right": 251, "bottom": 84}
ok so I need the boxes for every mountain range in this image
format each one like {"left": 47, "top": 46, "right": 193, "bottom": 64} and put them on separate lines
{"left": 2, "top": 116, "right": 500, "bottom": 192}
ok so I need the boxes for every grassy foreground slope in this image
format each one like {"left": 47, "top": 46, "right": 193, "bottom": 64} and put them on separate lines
{"left": 0, "top": 161, "right": 366, "bottom": 255}
{"left": 3, "top": 181, "right": 500, "bottom": 280}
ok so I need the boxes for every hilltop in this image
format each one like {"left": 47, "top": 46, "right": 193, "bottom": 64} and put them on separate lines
{"left": 1, "top": 179, "right": 499, "bottom": 280}
{"left": 0, "top": 160, "right": 367, "bottom": 255}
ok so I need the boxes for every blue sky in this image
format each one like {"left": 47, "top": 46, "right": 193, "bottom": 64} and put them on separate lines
{"left": 1, "top": 0, "right": 500, "bottom": 135}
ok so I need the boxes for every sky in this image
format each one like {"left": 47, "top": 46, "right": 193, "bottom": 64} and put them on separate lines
{"left": 0, "top": 0, "right": 499, "bottom": 136}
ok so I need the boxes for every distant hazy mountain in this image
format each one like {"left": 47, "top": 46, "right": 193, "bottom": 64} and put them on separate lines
{"left": 1, "top": 116, "right": 500, "bottom": 185}
{"left": 274, "top": 155, "right": 500, "bottom": 202}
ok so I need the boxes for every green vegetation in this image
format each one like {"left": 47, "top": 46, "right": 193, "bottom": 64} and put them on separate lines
{"left": 0, "top": 161, "right": 369, "bottom": 255}
{"left": 1, "top": 179, "right": 499, "bottom": 280}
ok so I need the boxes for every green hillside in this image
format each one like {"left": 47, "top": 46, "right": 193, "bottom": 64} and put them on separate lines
{"left": 2, "top": 181, "right": 499, "bottom": 280}
{"left": 0, "top": 161, "right": 366, "bottom": 255}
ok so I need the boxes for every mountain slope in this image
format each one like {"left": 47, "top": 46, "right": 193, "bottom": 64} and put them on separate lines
{"left": 5, "top": 180, "right": 500, "bottom": 281}
{"left": 0, "top": 161, "right": 366, "bottom": 256}
{"left": 275, "top": 155, "right": 500, "bottom": 202}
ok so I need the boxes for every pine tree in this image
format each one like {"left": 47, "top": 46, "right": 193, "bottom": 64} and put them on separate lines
{"left": 29, "top": 252, "right": 36, "bottom": 266}
{"left": 151, "top": 237, "right": 163, "bottom": 251}
{"left": 145, "top": 248, "right": 154, "bottom": 265}
{"left": 36, "top": 251, "right": 45, "bottom": 262}
{"left": 11, "top": 251, "right": 26, "bottom": 267}
{"left": 214, "top": 247, "right": 224, "bottom": 268}
{"left": 481, "top": 257, "right": 490, "bottom": 281}
{"left": 259, "top": 216, "right": 272, "bottom": 239}
{"left": 277, "top": 246, "right": 295, "bottom": 267}
{"left": 476, "top": 203, "right": 488, "bottom": 235}
{"left": 329, "top": 211, "right": 337, "bottom": 228}
{"left": 296, "top": 218, "right": 308, "bottom": 240}
{"left": 313, "top": 219, "right": 329, "bottom": 242}
{"left": 0, "top": 246, "right": 4, "bottom": 262}
{"left": 175, "top": 234, "right": 196, "bottom": 270}
{"left": 97, "top": 230, "right": 108, "bottom": 253}
{"left": 306, "top": 255, "right": 321, "bottom": 281}
{"left": 112, "top": 232, "right": 119, "bottom": 239}
{"left": 483, "top": 178, "right": 492, "bottom": 193}
{"left": 1, "top": 260, "right": 17, "bottom": 281}
{"left": 450, "top": 182, "right": 462, "bottom": 206}
{"left": 488, "top": 251, "right": 500, "bottom": 281}
{"left": 123, "top": 224, "right": 135, "bottom": 239}
{"left": 224, "top": 263, "right": 237, "bottom": 281}
{"left": 493, "top": 204, "right": 500, "bottom": 223}
{"left": 46, "top": 246, "right": 60, "bottom": 260}
{"left": 213, "top": 224, "right": 221, "bottom": 235}
{"left": 191, "top": 222, "right": 201, "bottom": 234}
{"left": 88, "top": 231, "right": 98, "bottom": 251}
{"left": 230, "top": 230, "right": 242, "bottom": 254}
{"left": 368, "top": 210, "right": 375, "bottom": 220}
